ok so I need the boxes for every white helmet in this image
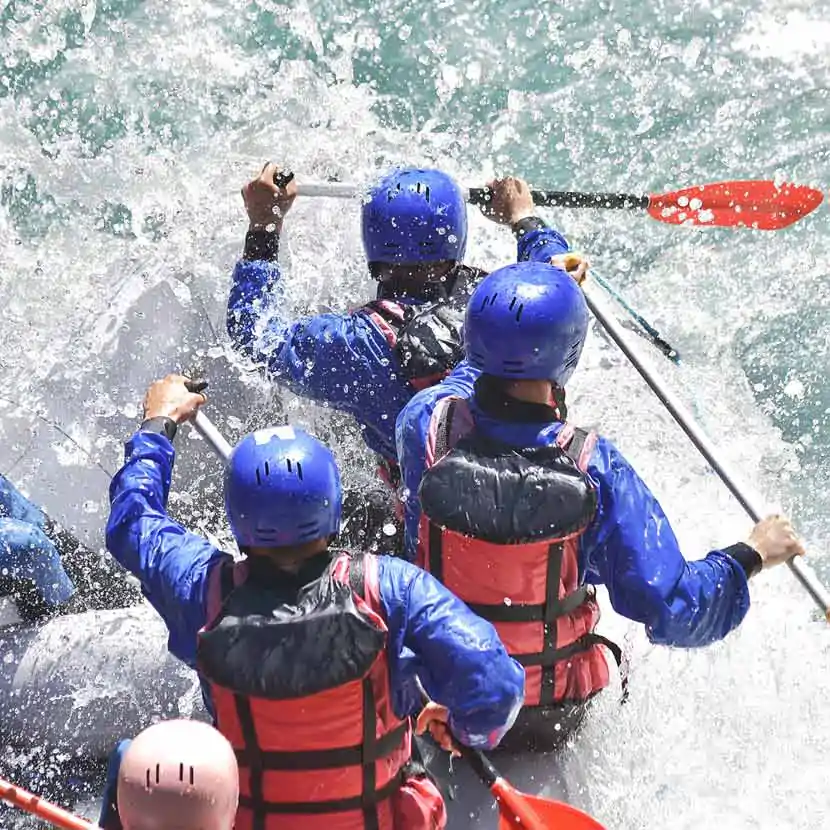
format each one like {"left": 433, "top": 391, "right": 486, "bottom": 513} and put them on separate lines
{"left": 117, "top": 719, "right": 238, "bottom": 830}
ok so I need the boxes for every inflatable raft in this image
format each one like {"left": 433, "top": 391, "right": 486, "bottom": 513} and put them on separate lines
{"left": 0, "top": 604, "right": 207, "bottom": 760}
{"left": 0, "top": 275, "right": 255, "bottom": 761}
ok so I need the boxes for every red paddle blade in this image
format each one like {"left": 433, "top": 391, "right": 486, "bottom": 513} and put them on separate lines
{"left": 647, "top": 180, "right": 823, "bottom": 230}
{"left": 493, "top": 779, "right": 606, "bottom": 830}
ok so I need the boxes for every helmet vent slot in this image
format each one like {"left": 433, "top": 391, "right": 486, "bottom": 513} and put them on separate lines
{"left": 255, "top": 468, "right": 262, "bottom": 486}
{"left": 478, "top": 292, "right": 499, "bottom": 311}
{"left": 286, "top": 459, "right": 292, "bottom": 473}
{"left": 508, "top": 296, "right": 524, "bottom": 320}
{"left": 413, "top": 182, "right": 431, "bottom": 201}
{"left": 297, "top": 461, "right": 304, "bottom": 480}
{"left": 564, "top": 343, "right": 581, "bottom": 369}
{"left": 264, "top": 461, "right": 270, "bottom": 477}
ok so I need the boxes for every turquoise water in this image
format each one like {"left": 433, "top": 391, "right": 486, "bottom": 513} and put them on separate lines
{"left": 1, "top": 0, "right": 829, "bottom": 827}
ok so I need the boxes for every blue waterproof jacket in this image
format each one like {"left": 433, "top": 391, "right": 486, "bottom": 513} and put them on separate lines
{"left": 0, "top": 474, "right": 74, "bottom": 607}
{"left": 395, "top": 365, "right": 755, "bottom": 649}
{"left": 106, "top": 429, "right": 525, "bottom": 748}
{"left": 226, "top": 227, "right": 569, "bottom": 461}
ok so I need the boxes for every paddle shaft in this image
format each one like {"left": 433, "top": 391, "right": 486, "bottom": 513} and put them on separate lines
{"left": 295, "top": 182, "right": 650, "bottom": 210}
{"left": 0, "top": 777, "right": 97, "bottom": 830}
{"left": 582, "top": 280, "right": 830, "bottom": 619}
{"left": 191, "top": 410, "right": 233, "bottom": 461}
{"left": 191, "top": 410, "right": 232, "bottom": 462}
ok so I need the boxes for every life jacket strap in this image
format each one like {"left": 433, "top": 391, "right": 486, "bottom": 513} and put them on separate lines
{"left": 237, "top": 769, "right": 405, "bottom": 816}
{"left": 466, "top": 585, "right": 590, "bottom": 623}
{"left": 229, "top": 552, "right": 404, "bottom": 830}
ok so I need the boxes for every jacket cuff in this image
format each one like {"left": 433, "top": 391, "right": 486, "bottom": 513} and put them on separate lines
{"left": 511, "top": 216, "right": 549, "bottom": 239}
{"left": 140, "top": 417, "right": 178, "bottom": 442}
{"left": 243, "top": 229, "right": 280, "bottom": 262}
{"left": 723, "top": 542, "right": 763, "bottom": 579}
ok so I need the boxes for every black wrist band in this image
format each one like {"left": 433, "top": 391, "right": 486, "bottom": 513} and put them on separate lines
{"left": 723, "top": 542, "right": 763, "bottom": 579}
{"left": 244, "top": 229, "right": 280, "bottom": 262}
{"left": 141, "top": 417, "right": 178, "bottom": 442}
{"left": 511, "top": 216, "right": 549, "bottom": 238}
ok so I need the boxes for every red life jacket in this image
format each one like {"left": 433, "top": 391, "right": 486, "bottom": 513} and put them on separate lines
{"left": 196, "top": 551, "right": 439, "bottom": 830}
{"left": 416, "top": 397, "right": 617, "bottom": 709}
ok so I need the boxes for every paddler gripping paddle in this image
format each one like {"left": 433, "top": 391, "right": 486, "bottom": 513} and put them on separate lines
{"left": 415, "top": 681, "right": 605, "bottom": 830}
{"left": 187, "top": 401, "right": 607, "bottom": 830}
{"left": 580, "top": 277, "right": 830, "bottom": 621}
{"left": 273, "top": 169, "right": 687, "bottom": 363}
{"left": 0, "top": 775, "right": 96, "bottom": 830}
{"left": 276, "top": 173, "right": 821, "bottom": 362}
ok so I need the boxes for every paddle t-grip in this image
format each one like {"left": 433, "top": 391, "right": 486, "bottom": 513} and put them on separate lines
{"left": 273, "top": 170, "right": 296, "bottom": 189}
{"left": 184, "top": 379, "right": 208, "bottom": 395}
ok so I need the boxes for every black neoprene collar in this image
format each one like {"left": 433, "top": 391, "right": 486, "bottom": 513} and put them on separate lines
{"left": 474, "top": 375, "right": 568, "bottom": 423}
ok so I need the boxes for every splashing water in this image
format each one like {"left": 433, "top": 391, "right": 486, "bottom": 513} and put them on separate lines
{"left": 1, "top": 0, "right": 828, "bottom": 827}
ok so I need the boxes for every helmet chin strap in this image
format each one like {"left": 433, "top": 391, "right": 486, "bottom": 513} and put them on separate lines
{"left": 549, "top": 383, "right": 568, "bottom": 422}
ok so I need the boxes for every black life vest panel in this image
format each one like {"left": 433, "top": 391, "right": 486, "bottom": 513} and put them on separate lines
{"left": 362, "top": 265, "right": 486, "bottom": 392}
{"left": 196, "top": 552, "right": 411, "bottom": 830}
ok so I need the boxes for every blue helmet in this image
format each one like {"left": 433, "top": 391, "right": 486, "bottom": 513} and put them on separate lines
{"left": 464, "top": 262, "right": 589, "bottom": 387}
{"left": 224, "top": 426, "right": 342, "bottom": 548}
{"left": 361, "top": 168, "right": 467, "bottom": 266}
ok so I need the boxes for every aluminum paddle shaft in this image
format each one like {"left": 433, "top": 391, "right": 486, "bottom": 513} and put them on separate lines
{"left": 582, "top": 279, "right": 830, "bottom": 620}
{"left": 191, "top": 410, "right": 232, "bottom": 463}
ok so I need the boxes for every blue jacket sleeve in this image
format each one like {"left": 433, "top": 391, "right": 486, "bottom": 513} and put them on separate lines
{"left": 580, "top": 436, "right": 751, "bottom": 647}
{"left": 516, "top": 225, "right": 570, "bottom": 263}
{"left": 0, "top": 518, "right": 75, "bottom": 606}
{"left": 0, "top": 473, "right": 49, "bottom": 527}
{"left": 227, "top": 259, "right": 412, "bottom": 460}
{"left": 377, "top": 555, "right": 524, "bottom": 749}
{"left": 105, "top": 431, "right": 230, "bottom": 666}
{"left": 395, "top": 360, "right": 480, "bottom": 560}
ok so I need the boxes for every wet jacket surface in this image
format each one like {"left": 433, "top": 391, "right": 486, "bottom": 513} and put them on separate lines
{"left": 106, "top": 429, "right": 525, "bottom": 748}
{"left": 0, "top": 473, "right": 74, "bottom": 607}
{"left": 396, "top": 369, "right": 755, "bottom": 648}
{"left": 226, "top": 227, "right": 569, "bottom": 461}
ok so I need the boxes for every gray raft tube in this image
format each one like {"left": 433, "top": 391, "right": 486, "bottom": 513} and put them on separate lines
{"left": 0, "top": 602, "right": 208, "bottom": 759}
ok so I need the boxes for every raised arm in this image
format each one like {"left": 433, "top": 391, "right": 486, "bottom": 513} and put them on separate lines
{"left": 105, "top": 376, "right": 229, "bottom": 665}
